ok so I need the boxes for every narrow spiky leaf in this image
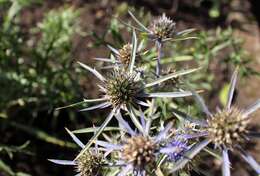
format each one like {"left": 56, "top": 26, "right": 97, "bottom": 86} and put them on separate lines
{"left": 65, "top": 128, "right": 84, "bottom": 149}
{"left": 107, "top": 45, "right": 119, "bottom": 55}
{"left": 128, "top": 30, "right": 137, "bottom": 73}
{"left": 128, "top": 10, "right": 150, "bottom": 32}
{"left": 189, "top": 86, "right": 212, "bottom": 117}
{"left": 140, "top": 91, "right": 193, "bottom": 98}
{"left": 48, "top": 159, "right": 75, "bottom": 165}
{"left": 77, "top": 61, "right": 106, "bottom": 82}
{"left": 79, "top": 102, "right": 111, "bottom": 112}
{"left": 222, "top": 149, "right": 231, "bottom": 176}
{"left": 56, "top": 100, "right": 86, "bottom": 111}
{"left": 75, "top": 109, "right": 116, "bottom": 160}
{"left": 127, "top": 105, "right": 144, "bottom": 133}
{"left": 176, "top": 28, "right": 196, "bottom": 36}
{"left": 243, "top": 99, "right": 260, "bottom": 117}
{"left": 227, "top": 68, "right": 238, "bottom": 109}
{"left": 73, "top": 127, "right": 120, "bottom": 134}
{"left": 145, "top": 68, "right": 200, "bottom": 88}
{"left": 238, "top": 147, "right": 260, "bottom": 174}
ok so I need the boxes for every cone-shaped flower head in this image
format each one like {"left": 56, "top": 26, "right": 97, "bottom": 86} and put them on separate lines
{"left": 105, "top": 70, "right": 143, "bottom": 108}
{"left": 149, "top": 13, "right": 176, "bottom": 40}
{"left": 118, "top": 43, "right": 132, "bottom": 66}
{"left": 75, "top": 149, "right": 103, "bottom": 176}
{"left": 122, "top": 135, "right": 157, "bottom": 171}
{"left": 96, "top": 111, "right": 174, "bottom": 175}
{"left": 180, "top": 69, "right": 260, "bottom": 175}
{"left": 207, "top": 107, "right": 249, "bottom": 149}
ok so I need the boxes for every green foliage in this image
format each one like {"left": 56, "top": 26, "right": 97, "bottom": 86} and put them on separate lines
{"left": 0, "top": 2, "right": 82, "bottom": 175}
{"left": 0, "top": 159, "right": 32, "bottom": 176}
{"left": 0, "top": 4, "right": 82, "bottom": 116}
{"left": 0, "top": 1, "right": 259, "bottom": 175}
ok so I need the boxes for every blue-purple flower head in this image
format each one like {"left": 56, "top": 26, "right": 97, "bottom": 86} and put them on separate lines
{"left": 97, "top": 111, "right": 173, "bottom": 175}
{"left": 161, "top": 139, "right": 189, "bottom": 162}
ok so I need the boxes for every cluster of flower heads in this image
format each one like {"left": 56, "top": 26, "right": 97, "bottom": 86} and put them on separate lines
{"left": 50, "top": 11, "right": 260, "bottom": 176}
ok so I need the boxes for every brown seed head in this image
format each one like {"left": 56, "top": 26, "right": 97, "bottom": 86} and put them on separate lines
{"left": 75, "top": 150, "right": 103, "bottom": 176}
{"left": 207, "top": 107, "right": 249, "bottom": 149}
{"left": 118, "top": 43, "right": 132, "bottom": 66}
{"left": 122, "top": 136, "right": 157, "bottom": 169}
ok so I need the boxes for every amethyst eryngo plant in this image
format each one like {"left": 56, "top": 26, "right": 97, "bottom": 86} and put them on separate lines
{"left": 96, "top": 110, "right": 210, "bottom": 175}
{"left": 95, "top": 111, "right": 192, "bottom": 175}
{"left": 57, "top": 30, "right": 199, "bottom": 160}
{"left": 172, "top": 69, "right": 260, "bottom": 175}
{"left": 73, "top": 60, "right": 198, "bottom": 159}
{"left": 50, "top": 11, "right": 260, "bottom": 176}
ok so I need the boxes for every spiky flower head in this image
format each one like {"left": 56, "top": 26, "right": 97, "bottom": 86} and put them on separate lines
{"left": 122, "top": 135, "right": 157, "bottom": 171}
{"left": 118, "top": 43, "right": 132, "bottom": 66}
{"left": 207, "top": 107, "right": 249, "bottom": 149}
{"left": 105, "top": 71, "right": 143, "bottom": 108}
{"left": 75, "top": 150, "right": 103, "bottom": 176}
{"left": 150, "top": 13, "right": 176, "bottom": 40}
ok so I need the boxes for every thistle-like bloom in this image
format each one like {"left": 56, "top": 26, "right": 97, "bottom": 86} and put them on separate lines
{"left": 94, "top": 31, "right": 145, "bottom": 70}
{"left": 149, "top": 13, "right": 176, "bottom": 41}
{"left": 173, "top": 69, "right": 260, "bottom": 175}
{"left": 96, "top": 111, "right": 173, "bottom": 176}
{"left": 48, "top": 128, "right": 104, "bottom": 176}
{"left": 117, "top": 43, "right": 133, "bottom": 66}
{"left": 127, "top": 11, "right": 196, "bottom": 76}
{"left": 128, "top": 11, "right": 195, "bottom": 43}
{"left": 95, "top": 42, "right": 143, "bottom": 69}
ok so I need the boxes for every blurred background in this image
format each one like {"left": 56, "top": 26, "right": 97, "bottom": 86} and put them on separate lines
{"left": 0, "top": 0, "right": 259, "bottom": 175}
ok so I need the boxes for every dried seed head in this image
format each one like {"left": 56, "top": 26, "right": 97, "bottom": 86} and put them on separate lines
{"left": 75, "top": 150, "right": 103, "bottom": 176}
{"left": 105, "top": 71, "right": 143, "bottom": 107}
{"left": 118, "top": 43, "right": 132, "bottom": 66}
{"left": 150, "top": 13, "right": 176, "bottom": 40}
{"left": 122, "top": 136, "right": 157, "bottom": 170}
{"left": 207, "top": 107, "right": 249, "bottom": 149}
